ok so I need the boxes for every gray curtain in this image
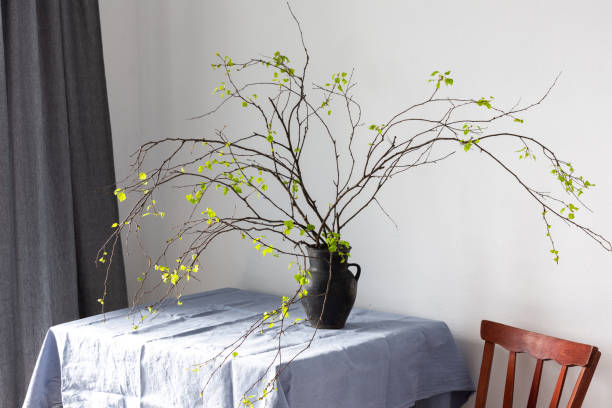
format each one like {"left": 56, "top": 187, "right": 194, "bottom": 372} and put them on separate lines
{"left": 0, "top": 1, "right": 127, "bottom": 406}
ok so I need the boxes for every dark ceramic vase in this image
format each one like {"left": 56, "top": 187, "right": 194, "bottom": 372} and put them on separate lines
{"left": 301, "top": 246, "right": 361, "bottom": 329}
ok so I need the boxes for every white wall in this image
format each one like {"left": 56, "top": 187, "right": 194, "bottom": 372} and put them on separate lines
{"left": 100, "top": 1, "right": 612, "bottom": 406}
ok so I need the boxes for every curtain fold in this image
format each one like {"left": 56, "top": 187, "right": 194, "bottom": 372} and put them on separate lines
{"left": 0, "top": 1, "right": 127, "bottom": 406}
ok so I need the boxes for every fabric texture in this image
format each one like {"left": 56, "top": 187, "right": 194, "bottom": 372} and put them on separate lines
{"left": 0, "top": 1, "right": 127, "bottom": 406}
{"left": 24, "top": 288, "right": 474, "bottom": 408}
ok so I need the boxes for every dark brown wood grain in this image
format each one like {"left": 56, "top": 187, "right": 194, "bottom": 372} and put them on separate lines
{"left": 475, "top": 320, "right": 600, "bottom": 408}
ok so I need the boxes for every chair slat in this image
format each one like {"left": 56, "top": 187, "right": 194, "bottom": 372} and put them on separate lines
{"left": 474, "top": 341, "right": 495, "bottom": 408}
{"left": 526, "top": 359, "right": 544, "bottom": 408}
{"left": 549, "top": 365, "right": 568, "bottom": 408}
{"left": 503, "top": 351, "right": 516, "bottom": 408}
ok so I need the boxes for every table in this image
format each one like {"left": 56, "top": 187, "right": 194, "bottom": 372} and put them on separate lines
{"left": 24, "top": 288, "right": 474, "bottom": 407}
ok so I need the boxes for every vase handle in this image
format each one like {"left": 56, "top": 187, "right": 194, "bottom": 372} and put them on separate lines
{"left": 347, "top": 263, "right": 361, "bottom": 281}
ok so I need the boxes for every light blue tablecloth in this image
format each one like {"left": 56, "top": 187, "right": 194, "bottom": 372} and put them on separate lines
{"left": 23, "top": 288, "right": 474, "bottom": 408}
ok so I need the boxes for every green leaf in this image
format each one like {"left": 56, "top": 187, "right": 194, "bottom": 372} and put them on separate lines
{"left": 283, "top": 220, "right": 294, "bottom": 235}
{"left": 170, "top": 273, "right": 179, "bottom": 285}
{"left": 476, "top": 98, "right": 492, "bottom": 109}
{"left": 114, "top": 188, "right": 127, "bottom": 202}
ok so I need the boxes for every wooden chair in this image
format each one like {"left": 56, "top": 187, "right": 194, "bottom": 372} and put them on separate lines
{"left": 475, "top": 320, "right": 601, "bottom": 408}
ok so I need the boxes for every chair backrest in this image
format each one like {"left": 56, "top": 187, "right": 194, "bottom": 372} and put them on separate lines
{"left": 475, "top": 320, "right": 600, "bottom": 408}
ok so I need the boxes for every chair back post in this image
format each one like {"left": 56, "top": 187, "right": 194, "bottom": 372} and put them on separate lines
{"left": 474, "top": 340, "right": 495, "bottom": 408}
{"left": 567, "top": 349, "right": 601, "bottom": 408}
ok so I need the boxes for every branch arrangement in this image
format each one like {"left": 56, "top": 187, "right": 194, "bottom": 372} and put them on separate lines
{"left": 96, "top": 7, "right": 610, "bottom": 406}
